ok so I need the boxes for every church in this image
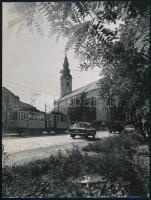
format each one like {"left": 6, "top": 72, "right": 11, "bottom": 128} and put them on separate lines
{"left": 54, "top": 55, "right": 110, "bottom": 127}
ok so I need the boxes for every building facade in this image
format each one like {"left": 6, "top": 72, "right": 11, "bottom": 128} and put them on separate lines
{"left": 2, "top": 87, "right": 34, "bottom": 129}
{"left": 54, "top": 55, "right": 110, "bottom": 126}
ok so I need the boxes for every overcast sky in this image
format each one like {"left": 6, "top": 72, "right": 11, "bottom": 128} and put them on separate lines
{"left": 2, "top": 3, "right": 100, "bottom": 111}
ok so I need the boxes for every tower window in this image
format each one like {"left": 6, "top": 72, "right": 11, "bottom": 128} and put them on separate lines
{"left": 67, "top": 81, "right": 69, "bottom": 87}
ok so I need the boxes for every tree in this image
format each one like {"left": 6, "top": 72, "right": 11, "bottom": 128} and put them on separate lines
{"left": 67, "top": 93, "right": 96, "bottom": 123}
{"left": 67, "top": 93, "right": 86, "bottom": 122}
{"left": 98, "top": 12, "right": 150, "bottom": 141}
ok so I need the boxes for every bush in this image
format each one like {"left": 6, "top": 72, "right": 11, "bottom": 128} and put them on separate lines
{"left": 82, "top": 134, "right": 149, "bottom": 196}
{"left": 2, "top": 144, "right": 8, "bottom": 166}
{"left": 83, "top": 134, "right": 138, "bottom": 153}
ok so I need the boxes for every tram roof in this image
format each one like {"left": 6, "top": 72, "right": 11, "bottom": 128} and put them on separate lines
{"left": 50, "top": 111, "right": 67, "bottom": 116}
{"left": 11, "top": 107, "right": 44, "bottom": 113}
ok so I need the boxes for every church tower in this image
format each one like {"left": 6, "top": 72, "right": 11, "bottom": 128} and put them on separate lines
{"left": 60, "top": 54, "right": 72, "bottom": 97}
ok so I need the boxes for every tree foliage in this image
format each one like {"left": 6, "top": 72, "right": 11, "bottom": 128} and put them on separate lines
{"left": 10, "top": 1, "right": 149, "bottom": 66}
{"left": 9, "top": 1, "right": 150, "bottom": 139}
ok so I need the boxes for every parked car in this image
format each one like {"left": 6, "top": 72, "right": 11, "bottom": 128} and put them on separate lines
{"left": 69, "top": 122, "right": 96, "bottom": 139}
{"left": 124, "top": 125, "right": 135, "bottom": 134}
{"left": 109, "top": 121, "right": 124, "bottom": 134}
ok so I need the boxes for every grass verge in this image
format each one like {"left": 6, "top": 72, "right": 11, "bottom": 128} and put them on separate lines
{"left": 2, "top": 134, "right": 149, "bottom": 198}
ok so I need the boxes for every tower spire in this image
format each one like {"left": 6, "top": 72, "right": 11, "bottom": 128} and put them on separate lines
{"left": 62, "top": 54, "right": 71, "bottom": 76}
{"left": 60, "top": 54, "right": 72, "bottom": 97}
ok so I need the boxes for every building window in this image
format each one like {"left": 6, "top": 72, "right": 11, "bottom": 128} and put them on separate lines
{"left": 67, "top": 81, "right": 69, "bottom": 87}
{"left": 18, "top": 112, "right": 20, "bottom": 119}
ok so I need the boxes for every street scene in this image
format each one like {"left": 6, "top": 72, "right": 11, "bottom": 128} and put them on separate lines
{"left": 2, "top": 1, "right": 150, "bottom": 198}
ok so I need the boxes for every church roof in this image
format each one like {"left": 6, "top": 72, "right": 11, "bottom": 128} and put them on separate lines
{"left": 56, "top": 80, "right": 99, "bottom": 102}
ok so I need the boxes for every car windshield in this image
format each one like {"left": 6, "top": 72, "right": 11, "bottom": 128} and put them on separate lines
{"left": 126, "top": 125, "right": 134, "bottom": 128}
{"left": 73, "top": 123, "right": 92, "bottom": 128}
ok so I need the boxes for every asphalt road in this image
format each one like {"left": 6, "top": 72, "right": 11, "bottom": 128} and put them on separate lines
{"left": 3, "top": 131, "right": 112, "bottom": 166}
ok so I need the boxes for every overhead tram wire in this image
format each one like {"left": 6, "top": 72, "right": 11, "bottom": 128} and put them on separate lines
{"left": 4, "top": 79, "right": 59, "bottom": 96}
{"left": 3, "top": 84, "right": 36, "bottom": 97}
{"left": 3, "top": 84, "right": 60, "bottom": 104}
{"left": 3, "top": 79, "right": 60, "bottom": 97}
{"left": 70, "top": 69, "right": 100, "bottom": 72}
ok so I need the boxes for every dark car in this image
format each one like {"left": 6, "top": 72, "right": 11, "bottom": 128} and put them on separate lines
{"left": 69, "top": 122, "right": 96, "bottom": 139}
{"left": 109, "top": 121, "right": 124, "bottom": 134}
{"left": 123, "top": 125, "right": 135, "bottom": 134}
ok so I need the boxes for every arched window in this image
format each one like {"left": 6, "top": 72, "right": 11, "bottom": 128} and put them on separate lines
{"left": 67, "top": 81, "right": 69, "bottom": 87}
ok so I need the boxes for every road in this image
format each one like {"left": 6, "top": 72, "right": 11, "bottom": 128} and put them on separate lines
{"left": 3, "top": 131, "right": 112, "bottom": 166}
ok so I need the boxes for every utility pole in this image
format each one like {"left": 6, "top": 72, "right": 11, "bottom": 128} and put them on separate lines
{"left": 45, "top": 104, "right": 47, "bottom": 130}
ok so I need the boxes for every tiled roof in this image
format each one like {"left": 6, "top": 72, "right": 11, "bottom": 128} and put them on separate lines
{"left": 2, "top": 87, "right": 19, "bottom": 98}
{"left": 56, "top": 80, "right": 99, "bottom": 102}
{"left": 3, "top": 87, "right": 34, "bottom": 108}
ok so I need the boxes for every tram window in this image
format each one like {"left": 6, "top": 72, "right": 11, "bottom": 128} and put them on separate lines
{"left": 14, "top": 112, "right": 17, "bottom": 119}
{"left": 29, "top": 113, "right": 32, "bottom": 119}
{"left": 21, "top": 112, "right": 24, "bottom": 119}
{"left": 61, "top": 116, "right": 63, "bottom": 122}
{"left": 40, "top": 115, "right": 44, "bottom": 120}
{"left": 24, "top": 112, "right": 27, "bottom": 119}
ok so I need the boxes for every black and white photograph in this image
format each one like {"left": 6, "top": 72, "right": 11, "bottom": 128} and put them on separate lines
{"left": 2, "top": 1, "right": 150, "bottom": 198}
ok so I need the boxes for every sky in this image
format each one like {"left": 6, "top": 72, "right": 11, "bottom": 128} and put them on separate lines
{"left": 2, "top": 3, "right": 100, "bottom": 112}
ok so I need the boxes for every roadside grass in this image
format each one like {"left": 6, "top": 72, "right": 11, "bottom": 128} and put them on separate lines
{"left": 2, "top": 134, "right": 149, "bottom": 198}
